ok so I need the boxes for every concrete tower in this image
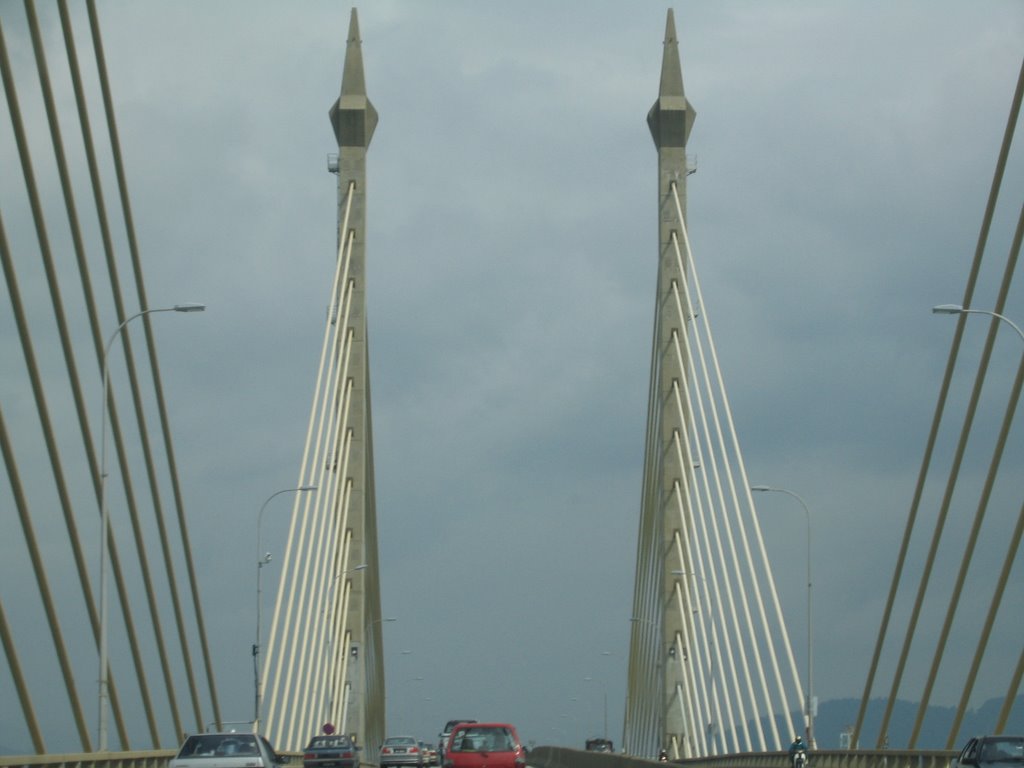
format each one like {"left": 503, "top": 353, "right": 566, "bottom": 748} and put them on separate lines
{"left": 626, "top": 8, "right": 697, "bottom": 758}
{"left": 327, "top": 7, "right": 385, "bottom": 751}
{"left": 649, "top": 10, "right": 697, "bottom": 758}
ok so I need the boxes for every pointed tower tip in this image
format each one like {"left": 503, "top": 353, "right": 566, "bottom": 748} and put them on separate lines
{"left": 657, "top": 10, "right": 684, "bottom": 100}
{"left": 329, "top": 6, "right": 378, "bottom": 148}
{"left": 340, "top": 8, "right": 367, "bottom": 99}
{"left": 664, "top": 8, "right": 677, "bottom": 44}
{"left": 348, "top": 7, "right": 361, "bottom": 44}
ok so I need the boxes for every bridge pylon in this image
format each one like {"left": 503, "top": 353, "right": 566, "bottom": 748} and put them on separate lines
{"left": 258, "top": 8, "right": 385, "bottom": 752}
{"left": 624, "top": 9, "right": 804, "bottom": 760}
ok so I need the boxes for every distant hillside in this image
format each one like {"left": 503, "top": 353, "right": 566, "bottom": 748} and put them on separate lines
{"left": 726, "top": 696, "right": 1023, "bottom": 751}
{"left": 812, "top": 696, "right": 1023, "bottom": 750}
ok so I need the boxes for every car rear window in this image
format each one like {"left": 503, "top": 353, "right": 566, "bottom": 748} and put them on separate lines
{"left": 178, "top": 734, "right": 260, "bottom": 757}
{"left": 451, "top": 727, "right": 514, "bottom": 752}
{"left": 310, "top": 737, "right": 352, "bottom": 749}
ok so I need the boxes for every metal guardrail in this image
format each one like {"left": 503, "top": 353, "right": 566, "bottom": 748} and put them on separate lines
{"left": 527, "top": 747, "right": 956, "bottom": 768}
{"left": 0, "top": 751, "right": 316, "bottom": 768}
{"left": 0, "top": 750, "right": 175, "bottom": 768}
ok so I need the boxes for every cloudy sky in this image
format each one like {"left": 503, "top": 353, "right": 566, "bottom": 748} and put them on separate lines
{"left": 1, "top": 0, "right": 1023, "bottom": 756}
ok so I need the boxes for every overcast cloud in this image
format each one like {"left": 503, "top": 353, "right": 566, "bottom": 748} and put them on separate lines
{"left": 1, "top": 0, "right": 1023, "bottom": 755}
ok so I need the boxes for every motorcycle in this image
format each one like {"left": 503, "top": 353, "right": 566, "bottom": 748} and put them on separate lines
{"left": 792, "top": 749, "right": 808, "bottom": 768}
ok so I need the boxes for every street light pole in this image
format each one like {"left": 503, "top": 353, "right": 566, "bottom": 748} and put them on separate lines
{"left": 600, "top": 650, "right": 618, "bottom": 740}
{"left": 751, "top": 485, "right": 814, "bottom": 748}
{"left": 583, "top": 676, "right": 608, "bottom": 739}
{"left": 98, "top": 303, "right": 204, "bottom": 752}
{"left": 254, "top": 485, "right": 317, "bottom": 729}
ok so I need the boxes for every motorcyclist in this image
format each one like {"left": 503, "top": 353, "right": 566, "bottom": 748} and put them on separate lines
{"left": 788, "top": 736, "right": 808, "bottom": 768}
{"left": 658, "top": 749, "right": 668, "bottom": 762}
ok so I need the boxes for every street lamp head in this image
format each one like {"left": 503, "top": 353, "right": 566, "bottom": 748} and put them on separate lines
{"left": 931, "top": 305, "right": 1024, "bottom": 344}
{"left": 172, "top": 303, "right": 206, "bottom": 313}
{"left": 750, "top": 485, "right": 774, "bottom": 492}
{"left": 298, "top": 485, "right": 317, "bottom": 492}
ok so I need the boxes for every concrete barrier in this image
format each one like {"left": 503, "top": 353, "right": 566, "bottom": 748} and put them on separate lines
{"left": 0, "top": 747, "right": 954, "bottom": 768}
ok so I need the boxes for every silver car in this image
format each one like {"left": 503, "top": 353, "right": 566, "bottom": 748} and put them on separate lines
{"left": 380, "top": 736, "right": 423, "bottom": 768}
{"left": 170, "top": 732, "right": 287, "bottom": 768}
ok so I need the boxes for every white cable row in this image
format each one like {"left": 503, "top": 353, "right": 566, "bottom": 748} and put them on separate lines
{"left": 259, "top": 182, "right": 361, "bottom": 749}
{"left": 628, "top": 180, "right": 804, "bottom": 758}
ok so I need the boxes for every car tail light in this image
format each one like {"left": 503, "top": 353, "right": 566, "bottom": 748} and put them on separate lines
{"left": 383, "top": 748, "right": 393, "bottom": 754}
{"left": 304, "top": 756, "right": 314, "bottom": 761}
{"left": 411, "top": 747, "right": 419, "bottom": 753}
{"left": 342, "top": 753, "right": 352, "bottom": 759}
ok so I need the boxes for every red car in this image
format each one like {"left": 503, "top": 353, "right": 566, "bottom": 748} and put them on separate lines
{"left": 443, "top": 723, "right": 525, "bottom": 768}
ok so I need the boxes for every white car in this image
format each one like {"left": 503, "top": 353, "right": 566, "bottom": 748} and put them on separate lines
{"left": 170, "top": 732, "right": 288, "bottom": 768}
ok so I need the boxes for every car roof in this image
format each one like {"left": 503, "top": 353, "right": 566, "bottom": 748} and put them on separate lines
{"left": 182, "top": 733, "right": 259, "bottom": 742}
{"left": 190, "top": 732, "right": 258, "bottom": 737}
{"left": 452, "top": 723, "right": 515, "bottom": 731}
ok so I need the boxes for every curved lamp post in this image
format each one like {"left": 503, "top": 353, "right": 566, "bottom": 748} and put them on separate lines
{"left": 98, "top": 303, "right": 204, "bottom": 751}
{"left": 253, "top": 485, "right": 317, "bottom": 728}
{"left": 751, "top": 485, "right": 814, "bottom": 748}
{"left": 932, "top": 304, "right": 1024, "bottom": 344}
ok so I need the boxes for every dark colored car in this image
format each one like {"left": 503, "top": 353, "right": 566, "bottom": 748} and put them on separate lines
{"left": 443, "top": 723, "right": 525, "bottom": 768}
{"left": 585, "top": 738, "right": 614, "bottom": 753}
{"left": 380, "top": 736, "right": 424, "bottom": 768}
{"left": 304, "top": 735, "right": 357, "bottom": 768}
{"left": 953, "top": 736, "right": 1024, "bottom": 768}
{"left": 438, "top": 720, "right": 477, "bottom": 761}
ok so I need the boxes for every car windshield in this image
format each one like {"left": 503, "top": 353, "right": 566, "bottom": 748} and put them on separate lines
{"left": 451, "top": 727, "right": 514, "bottom": 753}
{"left": 178, "top": 734, "right": 260, "bottom": 758}
{"left": 386, "top": 738, "right": 416, "bottom": 746}
{"left": 981, "top": 739, "right": 1024, "bottom": 763}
